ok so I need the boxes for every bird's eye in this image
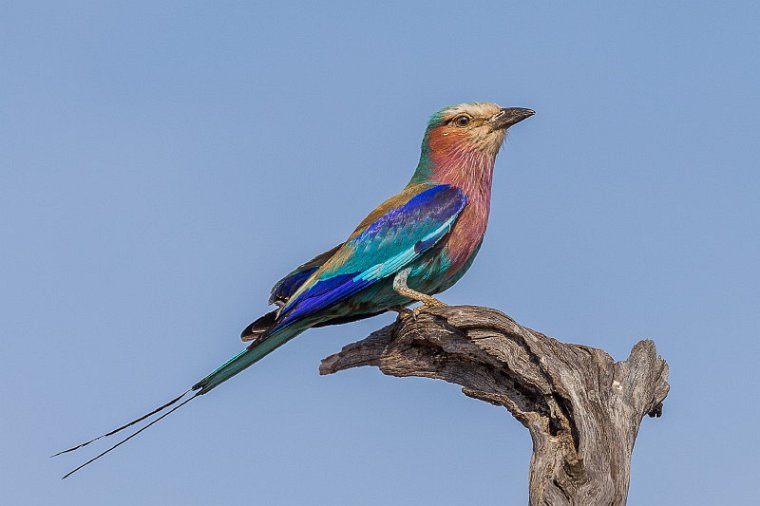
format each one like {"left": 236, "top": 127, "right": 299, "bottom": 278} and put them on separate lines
{"left": 453, "top": 115, "right": 471, "bottom": 127}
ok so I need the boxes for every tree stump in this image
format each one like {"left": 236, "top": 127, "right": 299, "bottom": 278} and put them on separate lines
{"left": 320, "top": 305, "right": 669, "bottom": 505}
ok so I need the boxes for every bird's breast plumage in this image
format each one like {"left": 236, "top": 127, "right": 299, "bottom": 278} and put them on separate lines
{"left": 426, "top": 149, "right": 495, "bottom": 277}
{"left": 441, "top": 195, "right": 490, "bottom": 274}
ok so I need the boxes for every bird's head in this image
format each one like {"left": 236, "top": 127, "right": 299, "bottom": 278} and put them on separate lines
{"left": 424, "top": 102, "right": 535, "bottom": 158}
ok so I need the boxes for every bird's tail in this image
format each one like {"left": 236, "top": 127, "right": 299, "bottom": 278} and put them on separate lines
{"left": 192, "top": 325, "right": 299, "bottom": 394}
{"left": 53, "top": 324, "right": 302, "bottom": 478}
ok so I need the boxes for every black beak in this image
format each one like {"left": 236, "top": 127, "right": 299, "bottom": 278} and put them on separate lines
{"left": 490, "top": 107, "right": 535, "bottom": 130}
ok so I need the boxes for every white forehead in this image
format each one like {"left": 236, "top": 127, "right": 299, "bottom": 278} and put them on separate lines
{"left": 443, "top": 102, "right": 502, "bottom": 119}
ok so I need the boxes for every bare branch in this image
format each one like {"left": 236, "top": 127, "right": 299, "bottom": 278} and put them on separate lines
{"left": 321, "top": 305, "right": 669, "bottom": 505}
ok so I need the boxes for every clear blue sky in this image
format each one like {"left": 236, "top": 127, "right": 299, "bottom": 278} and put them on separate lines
{"left": 2, "top": 2, "right": 758, "bottom": 504}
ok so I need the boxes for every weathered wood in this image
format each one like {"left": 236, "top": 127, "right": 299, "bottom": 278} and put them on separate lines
{"left": 320, "top": 305, "right": 669, "bottom": 505}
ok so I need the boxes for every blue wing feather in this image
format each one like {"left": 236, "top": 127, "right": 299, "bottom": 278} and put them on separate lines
{"left": 268, "top": 243, "right": 344, "bottom": 305}
{"left": 272, "top": 185, "right": 466, "bottom": 331}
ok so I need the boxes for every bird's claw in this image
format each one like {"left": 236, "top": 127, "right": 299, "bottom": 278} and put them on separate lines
{"left": 391, "top": 269, "right": 447, "bottom": 320}
{"left": 392, "top": 299, "right": 447, "bottom": 321}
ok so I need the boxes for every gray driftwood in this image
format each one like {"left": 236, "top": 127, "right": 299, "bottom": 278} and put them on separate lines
{"left": 320, "top": 305, "right": 669, "bottom": 505}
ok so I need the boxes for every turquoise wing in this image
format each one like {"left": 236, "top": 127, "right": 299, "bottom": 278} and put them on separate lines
{"left": 271, "top": 184, "right": 466, "bottom": 332}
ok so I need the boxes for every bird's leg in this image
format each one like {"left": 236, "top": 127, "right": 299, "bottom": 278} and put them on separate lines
{"left": 392, "top": 268, "right": 447, "bottom": 318}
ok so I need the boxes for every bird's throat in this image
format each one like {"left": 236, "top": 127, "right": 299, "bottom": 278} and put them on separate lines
{"left": 411, "top": 147, "right": 496, "bottom": 272}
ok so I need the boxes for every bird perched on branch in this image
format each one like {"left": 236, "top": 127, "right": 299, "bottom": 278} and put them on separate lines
{"left": 55, "top": 102, "right": 534, "bottom": 477}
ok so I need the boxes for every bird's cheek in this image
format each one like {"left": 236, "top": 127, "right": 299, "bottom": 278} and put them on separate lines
{"left": 491, "top": 129, "right": 507, "bottom": 145}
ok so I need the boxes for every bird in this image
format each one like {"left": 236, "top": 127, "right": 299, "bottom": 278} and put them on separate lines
{"left": 54, "top": 102, "right": 535, "bottom": 478}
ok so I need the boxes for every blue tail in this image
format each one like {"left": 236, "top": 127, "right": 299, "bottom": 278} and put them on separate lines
{"left": 192, "top": 326, "right": 302, "bottom": 394}
{"left": 55, "top": 325, "right": 304, "bottom": 478}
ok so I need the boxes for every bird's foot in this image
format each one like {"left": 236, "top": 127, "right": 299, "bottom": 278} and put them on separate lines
{"left": 392, "top": 268, "right": 447, "bottom": 319}
{"left": 391, "top": 299, "right": 447, "bottom": 322}
{"left": 417, "top": 295, "right": 447, "bottom": 308}
{"left": 409, "top": 297, "right": 447, "bottom": 318}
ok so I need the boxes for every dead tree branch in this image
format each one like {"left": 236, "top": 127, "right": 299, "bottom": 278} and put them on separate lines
{"left": 320, "top": 305, "right": 669, "bottom": 505}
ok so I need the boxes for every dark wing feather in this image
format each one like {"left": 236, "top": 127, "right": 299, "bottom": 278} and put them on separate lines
{"left": 271, "top": 185, "right": 467, "bottom": 333}
{"left": 269, "top": 243, "right": 344, "bottom": 305}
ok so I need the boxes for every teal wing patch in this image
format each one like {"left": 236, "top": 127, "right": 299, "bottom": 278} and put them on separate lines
{"left": 271, "top": 184, "right": 466, "bottom": 331}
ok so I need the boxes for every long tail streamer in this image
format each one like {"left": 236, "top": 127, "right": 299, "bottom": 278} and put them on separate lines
{"left": 54, "top": 329, "right": 296, "bottom": 478}
{"left": 60, "top": 393, "right": 199, "bottom": 479}
{"left": 53, "top": 389, "right": 198, "bottom": 479}
{"left": 52, "top": 389, "right": 192, "bottom": 458}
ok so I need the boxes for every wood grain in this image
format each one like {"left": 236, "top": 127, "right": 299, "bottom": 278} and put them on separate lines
{"left": 320, "top": 305, "right": 669, "bottom": 505}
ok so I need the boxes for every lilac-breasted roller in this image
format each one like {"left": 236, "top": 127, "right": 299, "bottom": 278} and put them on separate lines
{"left": 56, "top": 102, "right": 534, "bottom": 477}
